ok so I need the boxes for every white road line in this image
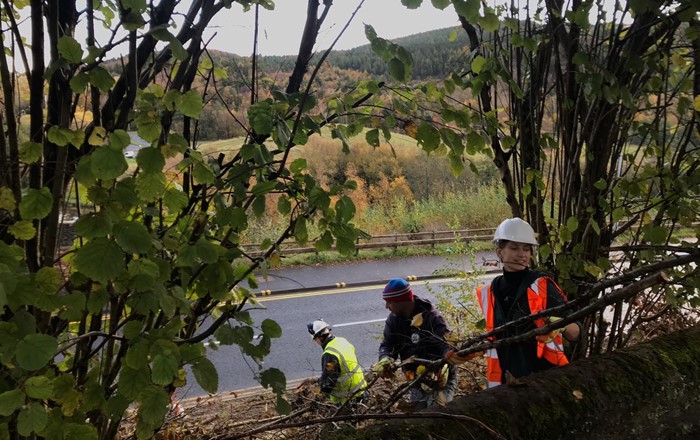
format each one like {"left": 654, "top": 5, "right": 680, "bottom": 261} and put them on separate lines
{"left": 333, "top": 318, "right": 385, "bottom": 328}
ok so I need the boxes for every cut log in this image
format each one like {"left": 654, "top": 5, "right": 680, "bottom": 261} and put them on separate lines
{"left": 334, "top": 324, "right": 700, "bottom": 440}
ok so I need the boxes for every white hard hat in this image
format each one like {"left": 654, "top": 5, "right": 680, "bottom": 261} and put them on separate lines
{"left": 493, "top": 217, "right": 538, "bottom": 245}
{"left": 307, "top": 319, "right": 330, "bottom": 338}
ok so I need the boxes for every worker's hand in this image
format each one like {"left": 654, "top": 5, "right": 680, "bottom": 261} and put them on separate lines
{"left": 536, "top": 317, "right": 564, "bottom": 343}
{"left": 371, "top": 357, "right": 394, "bottom": 378}
{"left": 444, "top": 350, "right": 484, "bottom": 365}
{"left": 437, "top": 364, "right": 450, "bottom": 389}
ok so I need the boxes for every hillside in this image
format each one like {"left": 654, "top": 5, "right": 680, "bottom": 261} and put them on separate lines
{"left": 260, "top": 26, "right": 471, "bottom": 80}
{"left": 88, "top": 27, "right": 474, "bottom": 141}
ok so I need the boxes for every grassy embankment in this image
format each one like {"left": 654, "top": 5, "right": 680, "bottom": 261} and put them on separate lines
{"left": 199, "top": 131, "right": 510, "bottom": 266}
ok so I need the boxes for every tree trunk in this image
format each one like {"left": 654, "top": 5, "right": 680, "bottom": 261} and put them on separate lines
{"left": 335, "top": 325, "right": 700, "bottom": 440}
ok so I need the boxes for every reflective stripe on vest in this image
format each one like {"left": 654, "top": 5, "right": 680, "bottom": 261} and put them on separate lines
{"left": 527, "top": 277, "right": 569, "bottom": 368}
{"left": 476, "top": 277, "right": 568, "bottom": 388}
{"left": 323, "top": 337, "right": 367, "bottom": 403}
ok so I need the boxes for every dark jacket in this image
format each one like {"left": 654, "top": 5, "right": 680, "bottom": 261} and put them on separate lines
{"left": 378, "top": 295, "right": 451, "bottom": 373}
{"left": 491, "top": 268, "right": 577, "bottom": 379}
{"left": 319, "top": 335, "right": 341, "bottom": 395}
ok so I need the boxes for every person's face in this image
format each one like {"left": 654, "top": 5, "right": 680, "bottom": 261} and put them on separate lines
{"left": 385, "top": 300, "right": 414, "bottom": 318}
{"left": 496, "top": 241, "right": 533, "bottom": 272}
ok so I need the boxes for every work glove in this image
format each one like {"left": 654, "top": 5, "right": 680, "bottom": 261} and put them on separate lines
{"left": 535, "top": 316, "right": 565, "bottom": 343}
{"left": 437, "top": 364, "right": 450, "bottom": 389}
{"left": 444, "top": 350, "right": 484, "bottom": 365}
{"left": 371, "top": 357, "right": 394, "bottom": 378}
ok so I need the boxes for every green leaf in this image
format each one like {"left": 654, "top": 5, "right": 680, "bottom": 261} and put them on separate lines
{"left": 290, "top": 158, "right": 307, "bottom": 174}
{"left": 0, "top": 187, "right": 16, "bottom": 212}
{"left": 314, "top": 231, "right": 333, "bottom": 252}
{"left": 110, "top": 130, "right": 132, "bottom": 149}
{"left": 24, "top": 376, "right": 53, "bottom": 399}
{"left": 107, "top": 394, "right": 130, "bottom": 421}
{"left": 74, "top": 212, "right": 113, "bottom": 239}
{"left": 642, "top": 224, "right": 668, "bottom": 245}
{"left": 480, "top": 12, "right": 500, "bottom": 32}
{"left": 417, "top": 123, "right": 440, "bottom": 152}
{"left": 17, "top": 402, "right": 47, "bottom": 436}
{"left": 0, "top": 390, "right": 25, "bottom": 416}
{"left": 88, "top": 66, "right": 115, "bottom": 92}
{"left": 73, "top": 238, "right": 125, "bottom": 284}
{"left": 168, "top": 39, "right": 188, "bottom": 62}
{"left": 19, "top": 187, "right": 53, "bottom": 220}
{"left": 136, "top": 171, "right": 166, "bottom": 202}
{"left": 118, "top": 366, "right": 150, "bottom": 400}
{"left": 88, "top": 126, "right": 107, "bottom": 146}
{"left": 136, "top": 147, "right": 165, "bottom": 173}
{"left": 138, "top": 386, "right": 170, "bottom": 427}
{"left": 192, "top": 358, "right": 218, "bottom": 394}
{"left": 114, "top": 221, "right": 152, "bottom": 254}
{"left": 252, "top": 196, "right": 266, "bottom": 217}
{"left": 16, "top": 334, "right": 57, "bottom": 371}
{"left": 151, "top": 354, "right": 179, "bottom": 385}
{"left": 91, "top": 147, "right": 128, "bottom": 180}
{"left": 566, "top": 216, "right": 579, "bottom": 233}
{"left": 248, "top": 102, "right": 273, "bottom": 135}
{"left": 252, "top": 181, "right": 277, "bottom": 197}
{"left": 388, "top": 58, "right": 407, "bottom": 82}
{"left": 276, "top": 395, "right": 292, "bottom": 415}
{"left": 261, "top": 319, "right": 282, "bottom": 339}
{"left": 277, "top": 196, "right": 291, "bottom": 215}
{"left": 335, "top": 196, "right": 355, "bottom": 223}
{"left": 260, "top": 367, "right": 286, "bottom": 394}
{"left": 163, "top": 188, "right": 188, "bottom": 212}
{"left": 194, "top": 238, "right": 219, "bottom": 264}
{"left": 294, "top": 217, "right": 308, "bottom": 245}
{"left": 453, "top": 0, "right": 480, "bottom": 21}
{"left": 8, "top": 221, "right": 36, "bottom": 240}
{"left": 70, "top": 72, "right": 90, "bottom": 93}
{"left": 192, "top": 162, "right": 215, "bottom": 185}
{"left": 431, "top": 0, "right": 451, "bottom": 9}
{"left": 47, "top": 126, "right": 76, "bottom": 147}
{"left": 365, "top": 128, "right": 380, "bottom": 147}
{"left": 57, "top": 36, "right": 83, "bottom": 64}
{"left": 19, "top": 141, "right": 43, "bottom": 164}
{"left": 471, "top": 55, "right": 487, "bottom": 74}
{"left": 401, "top": 0, "right": 422, "bottom": 8}
{"left": 181, "top": 90, "right": 203, "bottom": 118}
{"left": 136, "top": 116, "right": 161, "bottom": 143}
{"left": 64, "top": 423, "right": 98, "bottom": 440}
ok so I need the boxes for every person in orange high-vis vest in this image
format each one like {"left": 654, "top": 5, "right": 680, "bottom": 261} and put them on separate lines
{"left": 477, "top": 218, "right": 582, "bottom": 388}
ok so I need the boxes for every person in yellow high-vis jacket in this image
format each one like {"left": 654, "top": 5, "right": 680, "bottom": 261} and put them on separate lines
{"left": 307, "top": 320, "right": 367, "bottom": 404}
{"left": 475, "top": 218, "right": 582, "bottom": 388}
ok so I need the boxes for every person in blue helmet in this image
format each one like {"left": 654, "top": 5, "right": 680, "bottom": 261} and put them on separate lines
{"left": 371, "top": 278, "right": 458, "bottom": 408}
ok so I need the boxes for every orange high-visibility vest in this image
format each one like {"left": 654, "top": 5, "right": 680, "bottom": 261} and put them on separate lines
{"left": 476, "top": 276, "right": 568, "bottom": 388}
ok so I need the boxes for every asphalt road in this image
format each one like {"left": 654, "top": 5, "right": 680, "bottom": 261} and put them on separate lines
{"left": 178, "top": 266, "right": 498, "bottom": 400}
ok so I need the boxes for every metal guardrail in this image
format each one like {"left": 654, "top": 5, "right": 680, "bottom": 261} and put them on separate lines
{"left": 242, "top": 228, "right": 497, "bottom": 257}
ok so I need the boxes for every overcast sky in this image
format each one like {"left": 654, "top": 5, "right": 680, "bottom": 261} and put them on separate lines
{"left": 203, "top": 0, "right": 460, "bottom": 56}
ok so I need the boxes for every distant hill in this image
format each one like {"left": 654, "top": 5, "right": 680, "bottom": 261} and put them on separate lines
{"left": 259, "top": 27, "right": 471, "bottom": 80}
{"left": 101, "top": 27, "right": 474, "bottom": 140}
